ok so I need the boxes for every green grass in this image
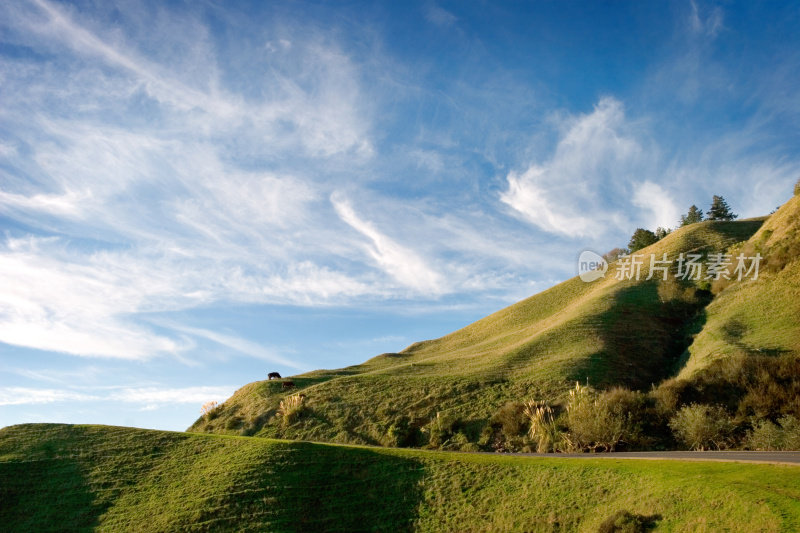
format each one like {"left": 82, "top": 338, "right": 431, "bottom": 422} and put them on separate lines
{"left": 190, "top": 217, "right": 769, "bottom": 448}
{"left": 2, "top": 423, "right": 800, "bottom": 532}
{"left": 679, "top": 196, "right": 800, "bottom": 378}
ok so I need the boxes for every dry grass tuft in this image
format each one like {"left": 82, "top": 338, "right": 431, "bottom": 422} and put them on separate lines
{"left": 277, "top": 394, "right": 306, "bottom": 427}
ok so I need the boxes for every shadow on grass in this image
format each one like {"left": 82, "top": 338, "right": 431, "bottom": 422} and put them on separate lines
{"left": 569, "top": 281, "right": 712, "bottom": 391}
{"left": 722, "top": 318, "right": 790, "bottom": 357}
{"left": 0, "top": 425, "right": 102, "bottom": 532}
{"left": 598, "top": 510, "right": 662, "bottom": 533}
{"left": 252, "top": 441, "right": 424, "bottom": 532}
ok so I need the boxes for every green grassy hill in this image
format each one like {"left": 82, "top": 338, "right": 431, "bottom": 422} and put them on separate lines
{"left": 2, "top": 423, "right": 800, "bottom": 532}
{"left": 659, "top": 195, "right": 800, "bottom": 419}
{"left": 679, "top": 195, "right": 800, "bottom": 377}
{"left": 190, "top": 214, "right": 774, "bottom": 448}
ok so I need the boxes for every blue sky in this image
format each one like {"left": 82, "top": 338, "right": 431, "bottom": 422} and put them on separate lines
{"left": 1, "top": 0, "right": 798, "bottom": 431}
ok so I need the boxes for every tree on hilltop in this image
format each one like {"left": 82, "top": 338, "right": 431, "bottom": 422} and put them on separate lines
{"left": 706, "top": 196, "right": 737, "bottom": 221}
{"left": 628, "top": 228, "right": 658, "bottom": 253}
{"left": 680, "top": 205, "right": 704, "bottom": 226}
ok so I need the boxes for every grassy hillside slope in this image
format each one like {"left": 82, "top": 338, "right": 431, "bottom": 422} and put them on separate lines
{"left": 680, "top": 195, "right": 800, "bottom": 376}
{"left": 2, "top": 423, "right": 800, "bottom": 532}
{"left": 660, "top": 195, "right": 800, "bottom": 419}
{"left": 191, "top": 218, "right": 765, "bottom": 447}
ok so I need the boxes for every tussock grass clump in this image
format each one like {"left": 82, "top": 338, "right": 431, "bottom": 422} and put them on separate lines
{"left": 523, "top": 400, "right": 561, "bottom": 453}
{"left": 200, "top": 400, "right": 220, "bottom": 420}
{"left": 277, "top": 394, "right": 306, "bottom": 427}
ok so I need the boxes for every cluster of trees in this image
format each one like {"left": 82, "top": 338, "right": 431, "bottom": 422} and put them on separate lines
{"left": 681, "top": 195, "right": 738, "bottom": 226}
{"left": 623, "top": 195, "right": 738, "bottom": 254}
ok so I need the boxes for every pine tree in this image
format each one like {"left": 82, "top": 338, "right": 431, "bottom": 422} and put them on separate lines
{"left": 706, "top": 196, "right": 737, "bottom": 221}
{"left": 680, "top": 205, "right": 704, "bottom": 226}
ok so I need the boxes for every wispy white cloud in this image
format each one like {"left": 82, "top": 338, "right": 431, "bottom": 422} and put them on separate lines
{"left": 331, "top": 193, "right": 444, "bottom": 293}
{"left": 2, "top": 365, "right": 106, "bottom": 385}
{"left": 3, "top": 0, "right": 372, "bottom": 159}
{"left": 0, "top": 387, "right": 97, "bottom": 406}
{"left": 161, "top": 323, "right": 305, "bottom": 370}
{"left": 1, "top": 0, "right": 798, "bottom": 372}
{"left": 0, "top": 238, "right": 186, "bottom": 359}
{"left": 108, "top": 386, "right": 236, "bottom": 405}
{"left": 21, "top": 0, "right": 237, "bottom": 117}
{"left": 632, "top": 182, "right": 679, "bottom": 230}
{"left": 502, "top": 168, "right": 595, "bottom": 237}
{"left": 0, "top": 189, "right": 88, "bottom": 217}
{"left": 689, "top": 0, "right": 724, "bottom": 38}
{"left": 0, "top": 0, "right": 386, "bottom": 359}
{"left": 0, "top": 385, "right": 235, "bottom": 406}
{"left": 500, "top": 97, "right": 646, "bottom": 238}
{"left": 425, "top": 4, "right": 458, "bottom": 27}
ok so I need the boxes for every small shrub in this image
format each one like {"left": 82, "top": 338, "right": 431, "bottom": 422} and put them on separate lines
{"left": 780, "top": 415, "right": 800, "bottom": 449}
{"left": 597, "top": 510, "right": 656, "bottom": 533}
{"left": 795, "top": 177, "right": 800, "bottom": 196}
{"left": 385, "top": 416, "right": 423, "bottom": 448}
{"left": 277, "top": 394, "right": 306, "bottom": 427}
{"left": 745, "top": 415, "right": 800, "bottom": 450}
{"left": 603, "top": 247, "right": 627, "bottom": 263}
{"left": 744, "top": 419, "right": 782, "bottom": 450}
{"left": 481, "top": 402, "right": 530, "bottom": 452}
{"left": 459, "top": 441, "right": 480, "bottom": 452}
{"left": 239, "top": 426, "right": 258, "bottom": 437}
{"left": 565, "top": 382, "right": 600, "bottom": 451}
{"left": 565, "top": 383, "right": 646, "bottom": 452}
{"left": 669, "top": 404, "right": 734, "bottom": 450}
{"left": 200, "top": 400, "right": 218, "bottom": 417}
{"left": 492, "top": 401, "right": 528, "bottom": 437}
{"left": 225, "top": 416, "right": 244, "bottom": 430}
{"left": 444, "top": 431, "right": 471, "bottom": 451}
{"left": 650, "top": 379, "right": 682, "bottom": 414}
{"left": 426, "top": 411, "right": 459, "bottom": 448}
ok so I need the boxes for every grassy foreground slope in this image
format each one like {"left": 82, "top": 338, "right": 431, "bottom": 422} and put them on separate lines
{"left": 2, "top": 424, "right": 800, "bottom": 532}
{"left": 191, "top": 218, "right": 764, "bottom": 446}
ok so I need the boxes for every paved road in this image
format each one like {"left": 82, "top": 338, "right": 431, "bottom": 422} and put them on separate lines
{"left": 510, "top": 451, "right": 800, "bottom": 465}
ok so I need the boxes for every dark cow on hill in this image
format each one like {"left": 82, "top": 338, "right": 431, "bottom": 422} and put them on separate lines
{"left": 282, "top": 381, "right": 295, "bottom": 390}
{"left": 268, "top": 372, "right": 281, "bottom": 380}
